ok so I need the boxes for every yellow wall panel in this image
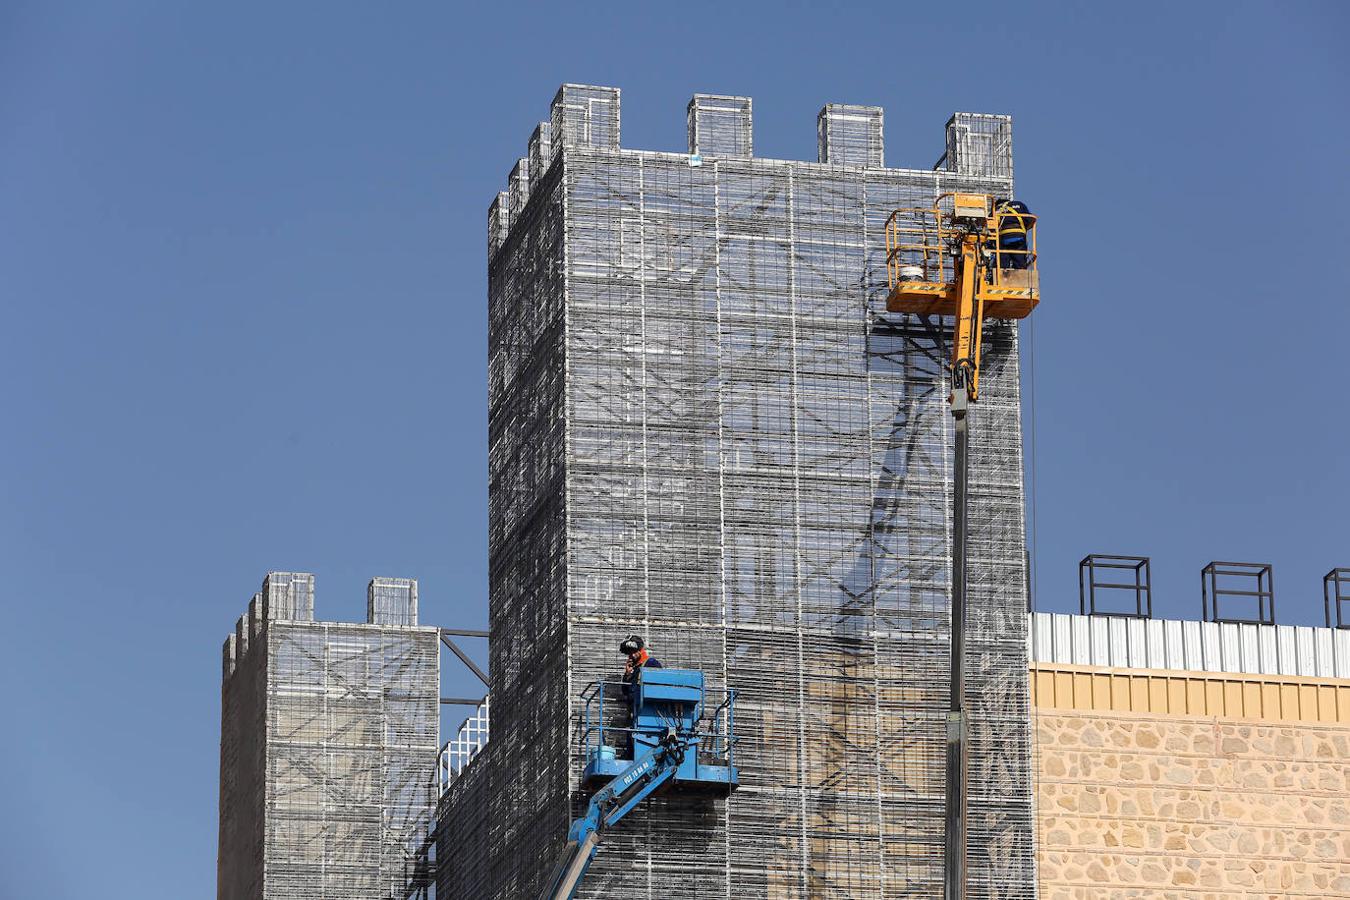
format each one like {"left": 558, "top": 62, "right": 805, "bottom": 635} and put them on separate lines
{"left": 1281, "top": 683, "right": 1300, "bottom": 717}
{"left": 1091, "top": 673, "right": 1110, "bottom": 709}
{"left": 1241, "top": 680, "right": 1261, "bottom": 717}
{"left": 1260, "top": 682, "right": 1280, "bottom": 718}
{"left": 1186, "top": 678, "right": 1205, "bottom": 714}
{"left": 1210, "top": 681, "right": 1224, "bottom": 714}
{"left": 1299, "top": 684, "right": 1318, "bottom": 720}
{"left": 1047, "top": 671, "right": 1069, "bottom": 707}
{"left": 1073, "top": 672, "right": 1091, "bottom": 707}
{"left": 1030, "top": 663, "right": 1350, "bottom": 724}
{"left": 1147, "top": 676, "right": 1167, "bottom": 712}
{"left": 1129, "top": 676, "right": 1149, "bottom": 711}
{"left": 1318, "top": 685, "right": 1337, "bottom": 722}
{"left": 1166, "top": 677, "right": 1186, "bottom": 714}
{"left": 1109, "top": 674, "right": 1130, "bottom": 711}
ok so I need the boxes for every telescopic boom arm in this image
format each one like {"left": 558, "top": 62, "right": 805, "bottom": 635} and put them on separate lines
{"left": 537, "top": 731, "right": 689, "bottom": 900}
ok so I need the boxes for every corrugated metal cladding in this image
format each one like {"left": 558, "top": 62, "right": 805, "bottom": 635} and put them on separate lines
{"left": 1029, "top": 612, "right": 1350, "bottom": 679}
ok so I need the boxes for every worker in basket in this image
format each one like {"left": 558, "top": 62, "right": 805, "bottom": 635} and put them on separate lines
{"left": 619, "top": 635, "right": 663, "bottom": 757}
{"left": 992, "top": 198, "right": 1036, "bottom": 270}
{"left": 620, "top": 634, "right": 662, "bottom": 681}
{"left": 619, "top": 634, "right": 662, "bottom": 695}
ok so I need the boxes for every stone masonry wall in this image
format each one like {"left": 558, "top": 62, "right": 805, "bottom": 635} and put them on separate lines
{"left": 1036, "top": 709, "right": 1350, "bottom": 898}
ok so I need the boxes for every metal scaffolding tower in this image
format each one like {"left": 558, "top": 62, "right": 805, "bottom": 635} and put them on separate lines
{"left": 438, "top": 86, "right": 1036, "bottom": 900}
{"left": 217, "top": 573, "right": 440, "bottom": 900}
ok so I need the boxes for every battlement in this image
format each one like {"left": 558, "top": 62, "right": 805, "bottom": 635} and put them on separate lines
{"left": 368, "top": 576, "right": 418, "bottom": 626}
{"left": 688, "top": 93, "right": 753, "bottom": 158}
{"left": 817, "top": 103, "right": 884, "bottom": 168}
{"left": 486, "top": 84, "right": 1013, "bottom": 261}
{"left": 944, "top": 111, "right": 1014, "bottom": 179}
{"left": 221, "top": 571, "right": 423, "bottom": 678}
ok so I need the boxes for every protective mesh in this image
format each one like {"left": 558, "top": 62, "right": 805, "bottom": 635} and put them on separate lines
{"left": 442, "top": 86, "right": 1035, "bottom": 900}
{"left": 818, "top": 104, "right": 885, "bottom": 168}
{"left": 369, "top": 576, "right": 419, "bottom": 627}
{"left": 688, "top": 94, "right": 753, "bottom": 158}
{"left": 436, "top": 748, "right": 491, "bottom": 899}
{"left": 218, "top": 577, "right": 440, "bottom": 900}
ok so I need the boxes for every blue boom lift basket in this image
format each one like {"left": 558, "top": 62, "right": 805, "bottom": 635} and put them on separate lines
{"left": 578, "top": 668, "right": 738, "bottom": 794}
{"left": 539, "top": 668, "right": 739, "bottom": 899}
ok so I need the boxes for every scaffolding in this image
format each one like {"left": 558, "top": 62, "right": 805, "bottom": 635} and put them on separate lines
{"left": 218, "top": 573, "right": 440, "bottom": 900}
{"left": 444, "top": 85, "right": 1036, "bottom": 899}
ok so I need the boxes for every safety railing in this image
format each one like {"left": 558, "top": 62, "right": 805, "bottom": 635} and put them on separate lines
{"left": 577, "top": 679, "right": 738, "bottom": 771}
{"left": 885, "top": 194, "right": 1038, "bottom": 293}
{"left": 885, "top": 204, "right": 950, "bottom": 289}
{"left": 438, "top": 695, "right": 491, "bottom": 794}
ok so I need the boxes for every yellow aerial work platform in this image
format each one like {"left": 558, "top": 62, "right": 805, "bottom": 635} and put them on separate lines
{"left": 884, "top": 192, "right": 1039, "bottom": 401}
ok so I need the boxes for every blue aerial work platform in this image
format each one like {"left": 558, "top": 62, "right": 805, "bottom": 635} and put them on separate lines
{"left": 537, "top": 667, "right": 738, "bottom": 900}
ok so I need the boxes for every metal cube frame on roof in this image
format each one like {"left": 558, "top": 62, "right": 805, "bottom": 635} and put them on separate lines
{"left": 1078, "top": 554, "right": 1152, "bottom": 618}
{"left": 1202, "top": 561, "right": 1275, "bottom": 625}
{"left": 1326, "top": 568, "right": 1350, "bottom": 630}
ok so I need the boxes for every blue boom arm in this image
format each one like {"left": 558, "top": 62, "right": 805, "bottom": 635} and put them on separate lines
{"left": 536, "top": 729, "right": 689, "bottom": 900}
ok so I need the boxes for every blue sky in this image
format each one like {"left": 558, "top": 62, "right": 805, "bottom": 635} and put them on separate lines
{"left": 1, "top": 2, "right": 1346, "bottom": 896}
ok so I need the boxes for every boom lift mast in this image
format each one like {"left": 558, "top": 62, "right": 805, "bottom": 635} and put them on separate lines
{"left": 885, "top": 193, "right": 1040, "bottom": 900}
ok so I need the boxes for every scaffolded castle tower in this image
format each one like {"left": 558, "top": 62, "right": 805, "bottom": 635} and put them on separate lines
{"left": 217, "top": 572, "right": 440, "bottom": 900}
{"left": 439, "top": 85, "right": 1035, "bottom": 899}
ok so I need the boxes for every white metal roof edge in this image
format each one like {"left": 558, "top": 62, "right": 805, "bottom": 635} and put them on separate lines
{"left": 1028, "top": 611, "right": 1350, "bottom": 680}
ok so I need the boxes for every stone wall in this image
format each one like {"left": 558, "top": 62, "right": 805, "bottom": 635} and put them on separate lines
{"left": 1036, "top": 707, "right": 1350, "bottom": 898}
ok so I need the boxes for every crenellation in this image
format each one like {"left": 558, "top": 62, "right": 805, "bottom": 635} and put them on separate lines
{"left": 945, "top": 112, "right": 1013, "bottom": 179}
{"left": 222, "top": 632, "right": 236, "bottom": 680}
{"left": 260, "top": 571, "right": 314, "bottom": 621}
{"left": 234, "top": 613, "right": 248, "bottom": 660}
{"left": 487, "top": 190, "right": 510, "bottom": 259}
{"left": 489, "top": 85, "right": 1013, "bottom": 259}
{"left": 221, "top": 572, "right": 431, "bottom": 677}
{"left": 817, "top": 104, "right": 884, "bottom": 168}
{"left": 686, "top": 93, "right": 752, "bottom": 158}
{"left": 247, "top": 594, "right": 260, "bottom": 641}
{"left": 527, "top": 121, "right": 552, "bottom": 193}
{"left": 367, "top": 576, "right": 419, "bottom": 626}
{"left": 507, "top": 157, "right": 530, "bottom": 224}
{"left": 549, "top": 83, "right": 620, "bottom": 151}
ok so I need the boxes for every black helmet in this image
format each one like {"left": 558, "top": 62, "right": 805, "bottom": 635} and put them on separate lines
{"left": 619, "top": 635, "right": 645, "bottom": 655}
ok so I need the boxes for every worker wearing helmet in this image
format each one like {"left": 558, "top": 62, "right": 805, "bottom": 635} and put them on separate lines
{"left": 992, "top": 199, "right": 1036, "bottom": 270}
{"left": 620, "top": 635, "right": 662, "bottom": 693}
